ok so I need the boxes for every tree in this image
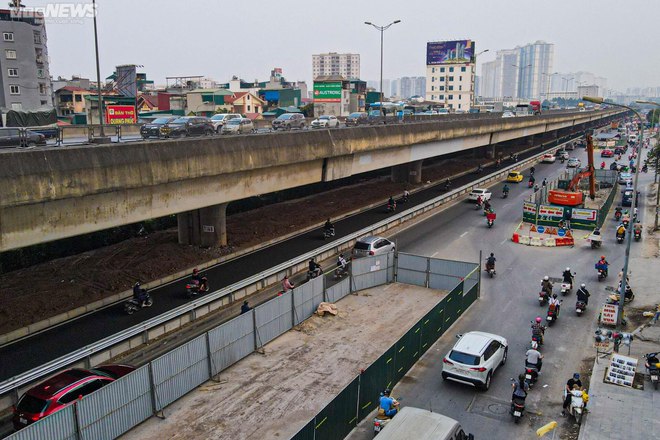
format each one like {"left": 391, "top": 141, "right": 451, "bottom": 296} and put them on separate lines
{"left": 646, "top": 108, "right": 660, "bottom": 126}
{"left": 300, "top": 103, "right": 314, "bottom": 117}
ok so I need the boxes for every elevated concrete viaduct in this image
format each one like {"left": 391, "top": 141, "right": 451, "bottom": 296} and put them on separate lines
{"left": 0, "top": 110, "right": 622, "bottom": 251}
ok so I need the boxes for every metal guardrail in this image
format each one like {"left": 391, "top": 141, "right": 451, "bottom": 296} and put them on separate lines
{"left": 0, "top": 111, "right": 622, "bottom": 396}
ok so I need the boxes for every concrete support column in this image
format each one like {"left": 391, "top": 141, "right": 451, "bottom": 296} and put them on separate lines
{"left": 177, "top": 203, "right": 228, "bottom": 247}
{"left": 390, "top": 160, "right": 422, "bottom": 184}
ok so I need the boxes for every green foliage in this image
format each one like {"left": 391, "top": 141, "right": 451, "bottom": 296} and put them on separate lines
{"left": 300, "top": 103, "right": 314, "bottom": 117}
{"left": 646, "top": 108, "right": 660, "bottom": 125}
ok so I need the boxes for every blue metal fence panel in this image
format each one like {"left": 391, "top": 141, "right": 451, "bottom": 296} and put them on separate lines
{"left": 207, "top": 311, "right": 255, "bottom": 376}
{"left": 293, "top": 277, "right": 323, "bottom": 326}
{"left": 255, "top": 291, "right": 293, "bottom": 346}
{"left": 4, "top": 404, "right": 77, "bottom": 440}
{"left": 396, "top": 253, "right": 427, "bottom": 287}
{"left": 151, "top": 334, "right": 209, "bottom": 411}
{"left": 351, "top": 253, "right": 392, "bottom": 292}
{"left": 326, "top": 277, "right": 350, "bottom": 303}
{"left": 77, "top": 365, "right": 152, "bottom": 440}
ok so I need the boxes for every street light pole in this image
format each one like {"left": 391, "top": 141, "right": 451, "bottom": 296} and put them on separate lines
{"left": 473, "top": 49, "right": 489, "bottom": 107}
{"left": 636, "top": 101, "right": 660, "bottom": 229}
{"left": 92, "top": 0, "right": 107, "bottom": 140}
{"left": 365, "top": 20, "right": 401, "bottom": 119}
{"left": 584, "top": 96, "right": 643, "bottom": 328}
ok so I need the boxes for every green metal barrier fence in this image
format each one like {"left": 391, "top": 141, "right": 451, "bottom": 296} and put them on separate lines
{"left": 462, "top": 282, "right": 479, "bottom": 310}
{"left": 598, "top": 182, "right": 619, "bottom": 228}
{"left": 442, "top": 281, "right": 464, "bottom": 329}
{"left": 314, "top": 376, "right": 360, "bottom": 440}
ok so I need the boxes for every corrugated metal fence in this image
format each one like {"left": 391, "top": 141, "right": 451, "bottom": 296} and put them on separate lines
{"left": 5, "top": 252, "right": 478, "bottom": 440}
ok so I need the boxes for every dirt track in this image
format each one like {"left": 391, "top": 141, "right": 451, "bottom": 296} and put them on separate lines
{"left": 119, "top": 283, "right": 447, "bottom": 440}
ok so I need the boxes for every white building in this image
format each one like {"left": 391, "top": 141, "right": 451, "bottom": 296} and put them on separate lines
{"left": 312, "top": 52, "right": 360, "bottom": 80}
{"left": 577, "top": 84, "right": 599, "bottom": 99}
{"left": 517, "top": 41, "right": 554, "bottom": 100}
{"left": 479, "top": 49, "right": 520, "bottom": 100}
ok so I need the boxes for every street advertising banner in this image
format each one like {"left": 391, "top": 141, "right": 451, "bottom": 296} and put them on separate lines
{"left": 426, "top": 40, "right": 474, "bottom": 65}
{"left": 522, "top": 201, "right": 537, "bottom": 223}
{"left": 105, "top": 105, "right": 136, "bottom": 124}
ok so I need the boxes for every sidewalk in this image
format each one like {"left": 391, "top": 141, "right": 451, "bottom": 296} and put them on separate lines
{"left": 579, "top": 180, "right": 660, "bottom": 439}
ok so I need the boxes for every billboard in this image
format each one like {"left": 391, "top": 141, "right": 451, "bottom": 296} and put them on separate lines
{"left": 105, "top": 105, "right": 136, "bottom": 124}
{"left": 115, "top": 64, "right": 138, "bottom": 98}
{"left": 426, "top": 40, "right": 475, "bottom": 65}
{"left": 314, "top": 82, "right": 342, "bottom": 102}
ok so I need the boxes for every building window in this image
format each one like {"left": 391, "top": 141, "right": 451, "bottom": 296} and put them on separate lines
{"left": 39, "top": 83, "right": 46, "bottom": 94}
{"left": 431, "top": 77, "right": 435, "bottom": 82}
{"left": 5, "top": 49, "right": 16, "bottom": 59}
{"left": 37, "top": 68, "right": 45, "bottom": 78}
{"left": 35, "top": 48, "right": 43, "bottom": 64}
{"left": 247, "top": 105, "right": 251, "bottom": 111}
{"left": 458, "top": 104, "right": 462, "bottom": 109}
{"left": 3, "top": 32, "right": 14, "bottom": 41}
{"left": 432, "top": 67, "right": 435, "bottom": 73}
{"left": 448, "top": 86, "right": 454, "bottom": 91}
{"left": 33, "top": 31, "right": 41, "bottom": 44}
{"left": 431, "top": 94, "right": 435, "bottom": 100}
{"left": 461, "top": 66, "right": 466, "bottom": 72}
{"left": 449, "top": 67, "right": 454, "bottom": 72}
{"left": 75, "top": 94, "right": 83, "bottom": 102}
{"left": 459, "top": 76, "right": 463, "bottom": 81}
{"left": 439, "top": 95, "right": 444, "bottom": 100}
{"left": 7, "top": 68, "right": 18, "bottom": 77}
{"left": 440, "top": 67, "right": 445, "bottom": 73}
{"left": 459, "top": 85, "right": 462, "bottom": 91}
{"left": 439, "top": 86, "right": 445, "bottom": 91}
{"left": 448, "top": 76, "right": 454, "bottom": 81}
{"left": 448, "top": 95, "right": 454, "bottom": 100}
{"left": 9, "top": 85, "right": 20, "bottom": 95}
{"left": 431, "top": 86, "right": 435, "bottom": 91}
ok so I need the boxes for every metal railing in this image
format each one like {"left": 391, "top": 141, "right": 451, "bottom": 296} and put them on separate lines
{"left": 0, "top": 113, "right": 622, "bottom": 399}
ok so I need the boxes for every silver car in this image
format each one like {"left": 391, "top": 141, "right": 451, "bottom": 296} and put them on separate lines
{"left": 352, "top": 236, "right": 395, "bottom": 258}
{"left": 221, "top": 118, "right": 254, "bottom": 135}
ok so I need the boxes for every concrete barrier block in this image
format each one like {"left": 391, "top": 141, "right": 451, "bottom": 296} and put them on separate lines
{"left": 128, "top": 335, "right": 143, "bottom": 349}
{"left": 90, "top": 349, "right": 112, "bottom": 365}
{"left": 66, "top": 306, "right": 86, "bottom": 319}
{"left": 518, "top": 235, "right": 531, "bottom": 245}
{"left": 109, "top": 340, "right": 132, "bottom": 358}
{"left": 27, "top": 319, "right": 51, "bottom": 334}
{"left": 0, "top": 326, "right": 29, "bottom": 345}
{"left": 164, "top": 318, "right": 181, "bottom": 334}
{"left": 195, "top": 305, "right": 211, "bottom": 318}
{"left": 147, "top": 325, "right": 165, "bottom": 340}
{"left": 529, "top": 237, "right": 543, "bottom": 246}
{"left": 48, "top": 311, "right": 69, "bottom": 326}
{"left": 544, "top": 238, "right": 556, "bottom": 247}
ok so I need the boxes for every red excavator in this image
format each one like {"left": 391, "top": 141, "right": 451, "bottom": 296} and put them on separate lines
{"left": 548, "top": 133, "right": 596, "bottom": 206}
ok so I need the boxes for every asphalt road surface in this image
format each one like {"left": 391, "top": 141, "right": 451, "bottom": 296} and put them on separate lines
{"left": 347, "top": 142, "right": 652, "bottom": 439}
{"left": 0, "top": 132, "right": 584, "bottom": 382}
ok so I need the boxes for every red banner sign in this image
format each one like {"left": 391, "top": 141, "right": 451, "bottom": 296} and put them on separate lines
{"left": 105, "top": 105, "right": 136, "bottom": 124}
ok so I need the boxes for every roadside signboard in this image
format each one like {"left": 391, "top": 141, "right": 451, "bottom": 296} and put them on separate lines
{"left": 605, "top": 354, "right": 637, "bottom": 387}
{"left": 105, "top": 105, "right": 136, "bottom": 124}
{"left": 313, "top": 82, "right": 342, "bottom": 103}
{"left": 600, "top": 303, "right": 618, "bottom": 325}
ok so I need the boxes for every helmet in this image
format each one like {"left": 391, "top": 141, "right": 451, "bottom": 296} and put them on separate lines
{"left": 601, "top": 255, "right": 606, "bottom": 260}
{"left": 134, "top": 282, "right": 140, "bottom": 287}
{"left": 193, "top": 268, "right": 199, "bottom": 274}
{"left": 383, "top": 389, "right": 391, "bottom": 396}
{"left": 490, "top": 253, "right": 494, "bottom": 257}
{"left": 543, "top": 276, "right": 549, "bottom": 281}
{"left": 573, "top": 373, "right": 580, "bottom": 380}
{"left": 535, "top": 316, "right": 542, "bottom": 323}
{"left": 531, "top": 341, "right": 538, "bottom": 349}
{"left": 566, "top": 267, "right": 570, "bottom": 272}
{"left": 581, "top": 283, "right": 586, "bottom": 288}
{"left": 553, "top": 293, "right": 558, "bottom": 299}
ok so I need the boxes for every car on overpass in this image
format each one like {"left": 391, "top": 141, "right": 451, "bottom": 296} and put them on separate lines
{"left": 542, "top": 153, "right": 556, "bottom": 163}
{"left": 506, "top": 171, "right": 524, "bottom": 183}
{"left": 600, "top": 148, "right": 614, "bottom": 158}
{"left": 210, "top": 113, "right": 242, "bottom": 133}
{"left": 139, "top": 116, "right": 178, "bottom": 139}
{"left": 345, "top": 112, "right": 368, "bottom": 126}
{"left": 501, "top": 111, "right": 515, "bottom": 118}
{"left": 167, "top": 116, "right": 215, "bottom": 137}
{"left": 221, "top": 118, "right": 255, "bottom": 135}
{"left": 441, "top": 331, "right": 508, "bottom": 390}
{"left": 467, "top": 188, "right": 492, "bottom": 201}
{"left": 311, "top": 115, "right": 339, "bottom": 129}
{"left": 271, "top": 113, "right": 306, "bottom": 131}
{"left": 618, "top": 172, "right": 633, "bottom": 185}
{"left": 0, "top": 127, "right": 46, "bottom": 148}
{"left": 13, "top": 364, "right": 135, "bottom": 430}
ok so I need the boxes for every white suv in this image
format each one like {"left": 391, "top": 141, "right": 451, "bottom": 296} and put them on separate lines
{"left": 210, "top": 113, "right": 242, "bottom": 132}
{"left": 442, "top": 331, "right": 508, "bottom": 390}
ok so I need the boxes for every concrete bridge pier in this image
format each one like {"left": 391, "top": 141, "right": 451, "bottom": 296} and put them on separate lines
{"left": 390, "top": 160, "right": 423, "bottom": 184}
{"left": 177, "top": 203, "right": 228, "bottom": 247}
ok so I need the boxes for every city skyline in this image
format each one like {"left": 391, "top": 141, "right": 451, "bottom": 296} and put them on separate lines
{"left": 27, "top": 0, "right": 659, "bottom": 94}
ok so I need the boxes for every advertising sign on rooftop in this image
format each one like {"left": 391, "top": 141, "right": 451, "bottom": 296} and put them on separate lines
{"left": 314, "top": 82, "right": 342, "bottom": 103}
{"left": 426, "top": 40, "right": 475, "bottom": 65}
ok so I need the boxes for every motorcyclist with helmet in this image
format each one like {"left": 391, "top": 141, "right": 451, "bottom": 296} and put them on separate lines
{"left": 562, "top": 267, "right": 574, "bottom": 286}
{"left": 595, "top": 255, "right": 609, "bottom": 277}
{"left": 531, "top": 316, "right": 546, "bottom": 345}
{"left": 541, "top": 275, "right": 553, "bottom": 295}
{"left": 576, "top": 283, "right": 590, "bottom": 305}
{"left": 379, "top": 389, "right": 400, "bottom": 418}
{"left": 133, "top": 282, "right": 149, "bottom": 307}
{"left": 549, "top": 293, "right": 561, "bottom": 317}
{"left": 191, "top": 268, "right": 208, "bottom": 293}
{"left": 486, "top": 253, "right": 496, "bottom": 272}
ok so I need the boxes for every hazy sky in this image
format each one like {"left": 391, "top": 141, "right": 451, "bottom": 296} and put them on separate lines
{"left": 29, "top": 0, "right": 659, "bottom": 91}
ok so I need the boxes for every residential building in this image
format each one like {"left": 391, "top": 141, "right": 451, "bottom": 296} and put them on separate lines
{"left": 185, "top": 88, "right": 234, "bottom": 116}
{"left": 199, "top": 77, "right": 217, "bottom": 89}
{"left": 0, "top": 7, "right": 52, "bottom": 111}
{"left": 425, "top": 40, "right": 476, "bottom": 110}
{"left": 313, "top": 75, "right": 351, "bottom": 117}
{"left": 54, "top": 86, "right": 91, "bottom": 116}
{"left": 312, "top": 52, "right": 360, "bottom": 80}
{"left": 517, "top": 41, "right": 554, "bottom": 99}
{"left": 225, "top": 91, "right": 265, "bottom": 116}
{"left": 52, "top": 76, "right": 91, "bottom": 93}
{"left": 577, "top": 84, "right": 599, "bottom": 99}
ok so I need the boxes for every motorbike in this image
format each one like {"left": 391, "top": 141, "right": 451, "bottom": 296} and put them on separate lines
{"left": 634, "top": 229, "right": 641, "bottom": 241}
{"left": 502, "top": 190, "right": 509, "bottom": 199}
{"left": 590, "top": 235, "right": 602, "bottom": 249}
{"left": 444, "top": 181, "right": 451, "bottom": 191}
{"left": 596, "top": 265, "right": 608, "bottom": 281}
{"left": 124, "top": 292, "right": 153, "bottom": 315}
{"left": 614, "top": 209, "right": 622, "bottom": 222}
{"left": 538, "top": 290, "right": 549, "bottom": 306}
{"left": 563, "top": 389, "right": 585, "bottom": 425}
{"left": 510, "top": 384, "right": 526, "bottom": 424}
{"left": 560, "top": 282, "right": 573, "bottom": 296}
{"left": 186, "top": 277, "right": 209, "bottom": 299}
{"left": 644, "top": 353, "right": 660, "bottom": 390}
{"left": 524, "top": 363, "right": 539, "bottom": 388}
{"left": 616, "top": 231, "right": 625, "bottom": 244}
{"left": 576, "top": 300, "right": 587, "bottom": 316}
{"left": 487, "top": 217, "right": 495, "bottom": 228}
{"left": 475, "top": 201, "right": 483, "bottom": 210}
{"left": 546, "top": 302, "right": 561, "bottom": 325}
{"left": 642, "top": 164, "right": 648, "bottom": 173}
{"left": 485, "top": 263, "right": 496, "bottom": 278}
{"left": 528, "top": 180, "right": 534, "bottom": 188}
{"left": 323, "top": 227, "right": 335, "bottom": 240}
{"left": 373, "top": 398, "right": 400, "bottom": 435}
{"left": 334, "top": 264, "right": 349, "bottom": 280}
{"left": 387, "top": 201, "right": 397, "bottom": 212}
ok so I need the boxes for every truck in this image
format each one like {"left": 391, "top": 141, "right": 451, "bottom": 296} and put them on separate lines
{"left": 376, "top": 407, "right": 474, "bottom": 440}
{"left": 514, "top": 101, "right": 541, "bottom": 117}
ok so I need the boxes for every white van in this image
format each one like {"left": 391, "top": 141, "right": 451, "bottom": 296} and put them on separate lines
{"left": 628, "top": 134, "right": 638, "bottom": 143}
{"left": 377, "top": 407, "right": 473, "bottom": 440}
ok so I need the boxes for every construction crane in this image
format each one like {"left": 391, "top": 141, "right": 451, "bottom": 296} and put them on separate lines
{"left": 548, "top": 133, "right": 597, "bottom": 206}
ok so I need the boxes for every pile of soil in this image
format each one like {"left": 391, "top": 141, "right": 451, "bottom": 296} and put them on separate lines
{"left": 0, "top": 156, "right": 488, "bottom": 335}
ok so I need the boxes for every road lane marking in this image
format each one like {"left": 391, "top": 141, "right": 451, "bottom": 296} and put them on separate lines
{"left": 431, "top": 252, "right": 438, "bottom": 257}
{"left": 500, "top": 239, "right": 508, "bottom": 245}
{"left": 460, "top": 231, "right": 469, "bottom": 237}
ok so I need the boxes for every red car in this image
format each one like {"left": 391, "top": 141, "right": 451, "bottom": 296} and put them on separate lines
{"left": 12, "top": 365, "right": 135, "bottom": 430}
{"left": 600, "top": 149, "right": 614, "bottom": 157}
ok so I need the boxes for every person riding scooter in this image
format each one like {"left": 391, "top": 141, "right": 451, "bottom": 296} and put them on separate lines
{"left": 133, "top": 282, "right": 149, "bottom": 307}
{"left": 616, "top": 223, "right": 626, "bottom": 241}
{"left": 596, "top": 255, "right": 609, "bottom": 277}
{"left": 576, "top": 283, "right": 590, "bottom": 305}
{"left": 502, "top": 184, "right": 510, "bottom": 198}
{"left": 541, "top": 276, "right": 553, "bottom": 295}
{"left": 562, "top": 267, "right": 574, "bottom": 285}
{"left": 324, "top": 218, "right": 335, "bottom": 237}
{"left": 614, "top": 207, "right": 622, "bottom": 221}
{"left": 309, "top": 258, "right": 322, "bottom": 278}
{"left": 486, "top": 253, "right": 496, "bottom": 272}
{"left": 525, "top": 343, "right": 543, "bottom": 381}
{"left": 191, "top": 268, "right": 208, "bottom": 292}
{"left": 549, "top": 293, "right": 561, "bottom": 317}
{"left": 379, "top": 389, "right": 399, "bottom": 418}
{"left": 528, "top": 175, "right": 535, "bottom": 187}
{"left": 511, "top": 373, "right": 529, "bottom": 402}
{"left": 388, "top": 196, "right": 397, "bottom": 212}
{"left": 634, "top": 221, "right": 642, "bottom": 239}
{"left": 600, "top": 161, "right": 606, "bottom": 169}
{"left": 531, "top": 316, "right": 545, "bottom": 345}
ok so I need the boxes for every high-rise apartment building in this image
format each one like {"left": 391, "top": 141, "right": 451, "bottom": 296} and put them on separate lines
{"left": 479, "top": 49, "right": 520, "bottom": 99}
{"left": 517, "top": 41, "right": 554, "bottom": 99}
{"left": 0, "top": 7, "right": 52, "bottom": 111}
{"left": 312, "top": 52, "right": 360, "bottom": 80}
{"left": 426, "top": 40, "right": 476, "bottom": 110}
